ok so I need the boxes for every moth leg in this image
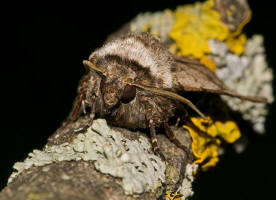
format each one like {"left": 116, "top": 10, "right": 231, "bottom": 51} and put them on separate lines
{"left": 62, "top": 79, "right": 87, "bottom": 127}
{"left": 82, "top": 99, "right": 87, "bottom": 114}
{"left": 149, "top": 119, "right": 166, "bottom": 161}
{"left": 164, "top": 122, "right": 193, "bottom": 161}
{"left": 175, "top": 117, "right": 181, "bottom": 127}
{"left": 74, "top": 96, "right": 96, "bottom": 133}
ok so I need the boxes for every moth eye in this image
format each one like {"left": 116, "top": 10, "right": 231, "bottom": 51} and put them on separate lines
{"left": 121, "top": 84, "right": 136, "bottom": 103}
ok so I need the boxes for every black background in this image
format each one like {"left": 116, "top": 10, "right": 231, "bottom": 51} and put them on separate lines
{"left": 1, "top": 0, "right": 276, "bottom": 199}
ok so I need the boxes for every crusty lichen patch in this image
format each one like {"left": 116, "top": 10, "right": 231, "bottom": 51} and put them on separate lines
{"left": 9, "top": 119, "right": 166, "bottom": 195}
{"left": 166, "top": 163, "right": 198, "bottom": 200}
{"left": 177, "top": 163, "right": 198, "bottom": 200}
{"left": 130, "top": 10, "right": 175, "bottom": 42}
{"left": 211, "top": 35, "right": 274, "bottom": 133}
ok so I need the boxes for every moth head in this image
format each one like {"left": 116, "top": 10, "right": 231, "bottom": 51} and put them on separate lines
{"left": 83, "top": 60, "right": 137, "bottom": 109}
{"left": 83, "top": 60, "right": 206, "bottom": 118}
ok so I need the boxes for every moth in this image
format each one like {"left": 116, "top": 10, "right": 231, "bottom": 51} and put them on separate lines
{"left": 65, "top": 32, "right": 267, "bottom": 161}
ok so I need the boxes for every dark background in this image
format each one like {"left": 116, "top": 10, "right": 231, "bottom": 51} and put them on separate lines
{"left": 1, "top": 0, "right": 276, "bottom": 199}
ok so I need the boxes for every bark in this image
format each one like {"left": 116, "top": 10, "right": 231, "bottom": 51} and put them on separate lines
{"left": 0, "top": 117, "right": 191, "bottom": 200}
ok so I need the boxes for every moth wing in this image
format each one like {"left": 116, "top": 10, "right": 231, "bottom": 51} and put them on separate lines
{"left": 172, "top": 57, "right": 267, "bottom": 103}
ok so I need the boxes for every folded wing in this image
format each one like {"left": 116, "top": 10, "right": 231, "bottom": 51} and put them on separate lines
{"left": 172, "top": 57, "right": 267, "bottom": 103}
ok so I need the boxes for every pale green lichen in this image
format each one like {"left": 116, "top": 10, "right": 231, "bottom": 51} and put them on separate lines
{"left": 176, "top": 163, "right": 198, "bottom": 200}
{"left": 209, "top": 35, "right": 274, "bottom": 133}
{"left": 9, "top": 119, "right": 166, "bottom": 195}
{"left": 165, "top": 164, "right": 197, "bottom": 200}
{"left": 130, "top": 10, "right": 175, "bottom": 42}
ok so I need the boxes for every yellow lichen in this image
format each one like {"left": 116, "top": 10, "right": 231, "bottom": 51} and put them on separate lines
{"left": 226, "top": 34, "right": 247, "bottom": 55}
{"left": 230, "top": 10, "right": 252, "bottom": 37}
{"left": 199, "top": 56, "right": 217, "bottom": 71}
{"left": 169, "top": 0, "right": 251, "bottom": 68}
{"left": 184, "top": 116, "right": 241, "bottom": 171}
{"left": 134, "top": 0, "right": 251, "bottom": 65}
{"left": 142, "top": 22, "right": 152, "bottom": 32}
{"left": 169, "top": 0, "right": 228, "bottom": 59}
{"left": 223, "top": 10, "right": 251, "bottom": 54}
{"left": 165, "top": 190, "right": 184, "bottom": 200}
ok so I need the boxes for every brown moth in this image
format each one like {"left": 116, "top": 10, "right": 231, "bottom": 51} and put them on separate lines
{"left": 65, "top": 32, "right": 267, "bottom": 161}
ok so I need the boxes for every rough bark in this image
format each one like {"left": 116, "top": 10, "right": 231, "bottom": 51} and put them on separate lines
{"left": 0, "top": 117, "right": 191, "bottom": 200}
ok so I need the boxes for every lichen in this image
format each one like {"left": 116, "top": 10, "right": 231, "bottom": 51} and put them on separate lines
{"left": 225, "top": 34, "right": 247, "bottom": 55}
{"left": 176, "top": 163, "right": 198, "bottom": 200}
{"left": 210, "top": 35, "right": 274, "bottom": 133}
{"left": 130, "top": 0, "right": 251, "bottom": 71}
{"left": 183, "top": 117, "right": 240, "bottom": 170}
{"left": 169, "top": 0, "right": 250, "bottom": 67}
{"left": 130, "top": 10, "right": 175, "bottom": 42}
{"left": 9, "top": 119, "right": 166, "bottom": 195}
{"left": 165, "top": 164, "right": 197, "bottom": 200}
{"left": 199, "top": 55, "right": 217, "bottom": 71}
{"left": 165, "top": 190, "right": 183, "bottom": 200}
{"left": 169, "top": 0, "right": 228, "bottom": 59}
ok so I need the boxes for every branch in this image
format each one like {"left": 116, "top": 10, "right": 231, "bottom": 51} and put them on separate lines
{"left": 0, "top": 117, "right": 194, "bottom": 200}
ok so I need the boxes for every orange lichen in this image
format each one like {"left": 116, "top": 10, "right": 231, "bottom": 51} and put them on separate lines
{"left": 184, "top": 117, "right": 241, "bottom": 171}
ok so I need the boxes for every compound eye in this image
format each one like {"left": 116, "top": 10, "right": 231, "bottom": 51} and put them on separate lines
{"left": 121, "top": 84, "right": 136, "bottom": 103}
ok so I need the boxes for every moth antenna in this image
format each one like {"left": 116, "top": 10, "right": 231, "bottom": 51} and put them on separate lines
{"left": 132, "top": 83, "right": 206, "bottom": 118}
{"left": 221, "top": 90, "right": 268, "bottom": 103}
{"left": 83, "top": 60, "right": 105, "bottom": 74}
